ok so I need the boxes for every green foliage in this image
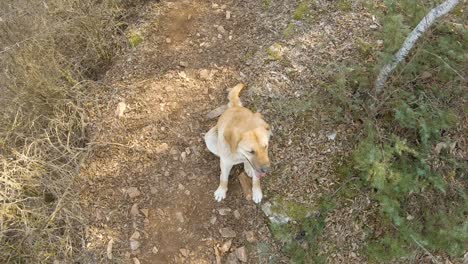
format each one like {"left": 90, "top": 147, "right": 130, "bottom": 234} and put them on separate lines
{"left": 129, "top": 31, "right": 144, "bottom": 47}
{"left": 269, "top": 198, "right": 335, "bottom": 263}
{"left": 293, "top": 1, "right": 310, "bottom": 20}
{"left": 330, "top": 0, "right": 468, "bottom": 261}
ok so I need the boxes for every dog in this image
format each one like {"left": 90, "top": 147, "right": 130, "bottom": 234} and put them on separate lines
{"left": 204, "top": 83, "right": 272, "bottom": 203}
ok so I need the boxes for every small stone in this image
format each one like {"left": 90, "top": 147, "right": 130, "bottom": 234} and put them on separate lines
{"left": 178, "top": 183, "right": 185, "bottom": 190}
{"left": 217, "top": 26, "right": 226, "bottom": 34}
{"left": 217, "top": 34, "right": 222, "bottom": 39}
{"left": 218, "top": 208, "right": 231, "bottom": 216}
{"left": 130, "top": 231, "right": 140, "bottom": 240}
{"left": 115, "top": 102, "right": 127, "bottom": 118}
{"left": 212, "top": 3, "right": 219, "bottom": 9}
{"left": 326, "top": 131, "right": 337, "bottom": 141}
{"left": 130, "top": 203, "right": 140, "bottom": 217}
{"left": 233, "top": 210, "right": 240, "bottom": 219}
{"left": 370, "top": 24, "right": 378, "bottom": 29}
{"left": 220, "top": 240, "right": 232, "bottom": 253}
{"left": 152, "top": 246, "right": 159, "bottom": 254}
{"left": 179, "top": 248, "right": 189, "bottom": 257}
{"left": 155, "top": 143, "right": 169, "bottom": 153}
{"left": 133, "top": 257, "right": 141, "bottom": 264}
{"left": 140, "top": 208, "right": 149, "bottom": 218}
{"left": 184, "top": 190, "right": 190, "bottom": 195}
{"left": 127, "top": 187, "right": 141, "bottom": 199}
{"left": 176, "top": 212, "right": 184, "bottom": 223}
{"left": 181, "top": 151, "right": 187, "bottom": 160}
{"left": 226, "top": 11, "right": 231, "bottom": 19}
{"left": 235, "top": 247, "right": 248, "bottom": 262}
{"left": 350, "top": 252, "right": 357, "bottom": 258}
{"left": 244, "top": 231, "right": 255, "bottom": 242}
{"left": 130, "top": 240, "right": 140, "bottom": 251}
{"left": 210, "top": 215, "right": 217, "bottom": 225}
{"left": 226, "top": 252, "right": 239, "bottom": 264}
{"left": 219, "top": 227, "right": 236, "bottom": 238}
{"left": 199, "top": 69, "right": 211, "bottom": 80}
{"left": 220, "top": 4, "right": 227, "bottom": 9}
{"left": 166, "top": 38, "right": 172, "bottom": 43}
{"left": 164, "top": 171, "right": 170, "bottom": 177}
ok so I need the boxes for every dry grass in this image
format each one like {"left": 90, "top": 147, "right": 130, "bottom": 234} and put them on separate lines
{"left": 0, "top": 0, "right": 144, "bottom": 262}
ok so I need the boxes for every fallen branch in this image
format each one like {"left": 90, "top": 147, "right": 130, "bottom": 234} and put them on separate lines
{"left": 374, "top": 0, "right": 460, "bottom": 93}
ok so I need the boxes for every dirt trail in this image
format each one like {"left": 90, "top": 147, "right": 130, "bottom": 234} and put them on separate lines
{"left": 81, "top": 0, "right": 375, "bottom": 263}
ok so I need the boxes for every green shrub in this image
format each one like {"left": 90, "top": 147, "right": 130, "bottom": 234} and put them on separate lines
{"left": 329, "top": 0, "right": 467, "bottom": 261}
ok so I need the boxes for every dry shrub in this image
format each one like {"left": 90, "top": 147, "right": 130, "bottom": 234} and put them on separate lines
{"left": 0, "top": 0, "right": 143, "bottom": 262}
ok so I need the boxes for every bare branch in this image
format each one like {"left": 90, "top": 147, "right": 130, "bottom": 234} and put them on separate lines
{"left": 374, "top": 0, "right": 460, "bottom": 93}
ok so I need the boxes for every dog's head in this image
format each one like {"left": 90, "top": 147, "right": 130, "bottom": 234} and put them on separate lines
{"left": 226, "top": 123, "right": 272, "bottom": 178}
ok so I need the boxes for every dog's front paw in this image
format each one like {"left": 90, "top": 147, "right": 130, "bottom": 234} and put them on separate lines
{"left": 214, "top": 187, "right": 227, "bottom": 202}
{"left": 252, "top": 188, "right": 263, "bottom": 204}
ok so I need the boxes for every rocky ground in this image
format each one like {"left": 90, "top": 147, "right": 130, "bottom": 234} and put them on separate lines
{"left": 79, "top": 0, "right": 385, "bottom": 263}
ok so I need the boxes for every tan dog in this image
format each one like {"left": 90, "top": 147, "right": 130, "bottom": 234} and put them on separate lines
{"left": 205, "top": 83, "right": 272, "bottom": 203}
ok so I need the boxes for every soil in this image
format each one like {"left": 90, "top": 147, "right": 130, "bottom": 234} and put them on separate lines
{"left": 80, "top": 0, "right": 379, "bottom": 263}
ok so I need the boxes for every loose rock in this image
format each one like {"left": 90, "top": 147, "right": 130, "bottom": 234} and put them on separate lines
{"left": 133, "top": 257, "right": 141, "bottom": 264}
{"left": 235, "top": 247, "right": 248, "bottom": 262}
{"left": 199, "top": 69, "right": 211, "bottom": 80}
{"left": 130, "top": 231, "right": 140, "bottom": 240}
{"left": 218, "top": 208, "right": 231, "bottom": 216}
{"left": 152, "top": 246, "right": 159, "bottom": 254}
{"left": 233, "top": 210, "right": 241, "bottom": 219}
{"left": 155, "top": 143, "right": 169, "bottom": 153}
{"left": 176, "top": 212, "right": 185, "bottom": 223}
{"left": 220, "top": 240, "right": 232, "bottom": 253}
{"left": 244, "top": 231, "right": 256, "bottom": 242}
{"left": 226, "top": 252, "right": 239, "bottom": 264}
{"left": 130, "top": 203, "right": 140, "bottom": 217}
{"left": 126, "top": 187, "right": 141, "bottom": 199}
{"left": 219, "top": 227, "right": 236, "bottom": 238}
{"left": 179, "top": 248, "right": 189, "bottom": 257}
{"left": 130, "top": 240, "right": 140, "bottom": 251}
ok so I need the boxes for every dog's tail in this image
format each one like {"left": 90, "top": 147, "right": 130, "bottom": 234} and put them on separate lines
{"left": 228, "top": 83, "right": 245, "bottom": 108}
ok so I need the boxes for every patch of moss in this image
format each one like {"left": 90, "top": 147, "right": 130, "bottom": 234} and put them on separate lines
{"left": 293, "top": 1, "right": 310, "bottom": 20}
{"left": 266, "top": 43, "right": 284, "bottom": 61}
{"left": 128, "top": 31, "right": 143, "bottom": 47}
{"left": 283, "top": 22, "right": 296, "bottom": 38}
{"left": 337, "top": 0, "right": 352, "bottom": 12}
{"left": 263, "top": 0, "right": 272, "bottom": 9}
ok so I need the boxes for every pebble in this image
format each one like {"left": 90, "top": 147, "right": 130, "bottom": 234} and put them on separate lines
{"left": 130, "top": 203, "right": 140, "bottom": 217}
{"left": 218, "top": 208, "right": 231, "bottom": 215}
{"left": 179, "top": 248, "right": 189, "bottom": 257}
{"left": 133, "top": 257, "right": 141, "bottom": 264}
{"left": 152, "top": 246, "right": 159, "bottom": 254}
{"left": 130, "top": 240, "right": 140, "bottom": 251}
{"left": 226, "top": 252, "right": 239, "bottom": 264}
{"left": 179, "top": 61, "right": 188, "bottom": 67}
{"left": 166, "top": 37, "right": 172, "bottom": 43}
{"left": 244, "top": 231, "right": 255, "bottom": 242}
{"left": 236, "top": 247, "right": 248, "bottom": 262}
{"left": 199, "top": 69, "right": 211, "bottom": 80}
{"left": 217, "top": 25, "right": 226, "bottom": 34}
{"left": 140, "top": 208, "right": 149, "bottom": 218}
{"left": 155, "top": 143, "right": 169, "bottom": 153}
{"left": 126, "top": 187, "right": 141, "bottom": 199}
{"left": 130, "top": 231, "right": 140, "bottom": 240}
{"left": 233, "top": 210, "right": 241, "bottom": 219}
{"left": 210, "top": 215, "right": 217, "bottom": 225}
{"left": 220, "top": 240, "right": 232, "bottom": 253}
{"left": 226, "top": 11, "right": 231, "bottom": 19}
{"left": 176, "top": 212, "right": 185, "bottom": 223}
{"left": 219, "top": 227, "right": 236, "bottom": 238}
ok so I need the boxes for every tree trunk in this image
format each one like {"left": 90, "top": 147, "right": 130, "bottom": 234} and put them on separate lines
{"left": 374, "top": 0, "right": 460, "bottom": 94}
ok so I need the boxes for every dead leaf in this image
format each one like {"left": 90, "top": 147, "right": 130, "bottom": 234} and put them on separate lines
{"left": 106, "top": 239, "right": 114, "bottom": 260}
{"left": 206, "top": 105, "right": 228, "bottom": 119}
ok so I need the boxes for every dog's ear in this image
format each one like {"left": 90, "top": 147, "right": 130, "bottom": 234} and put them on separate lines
{"left": 224, "top": 129, "right": 240, "bottom": 153}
